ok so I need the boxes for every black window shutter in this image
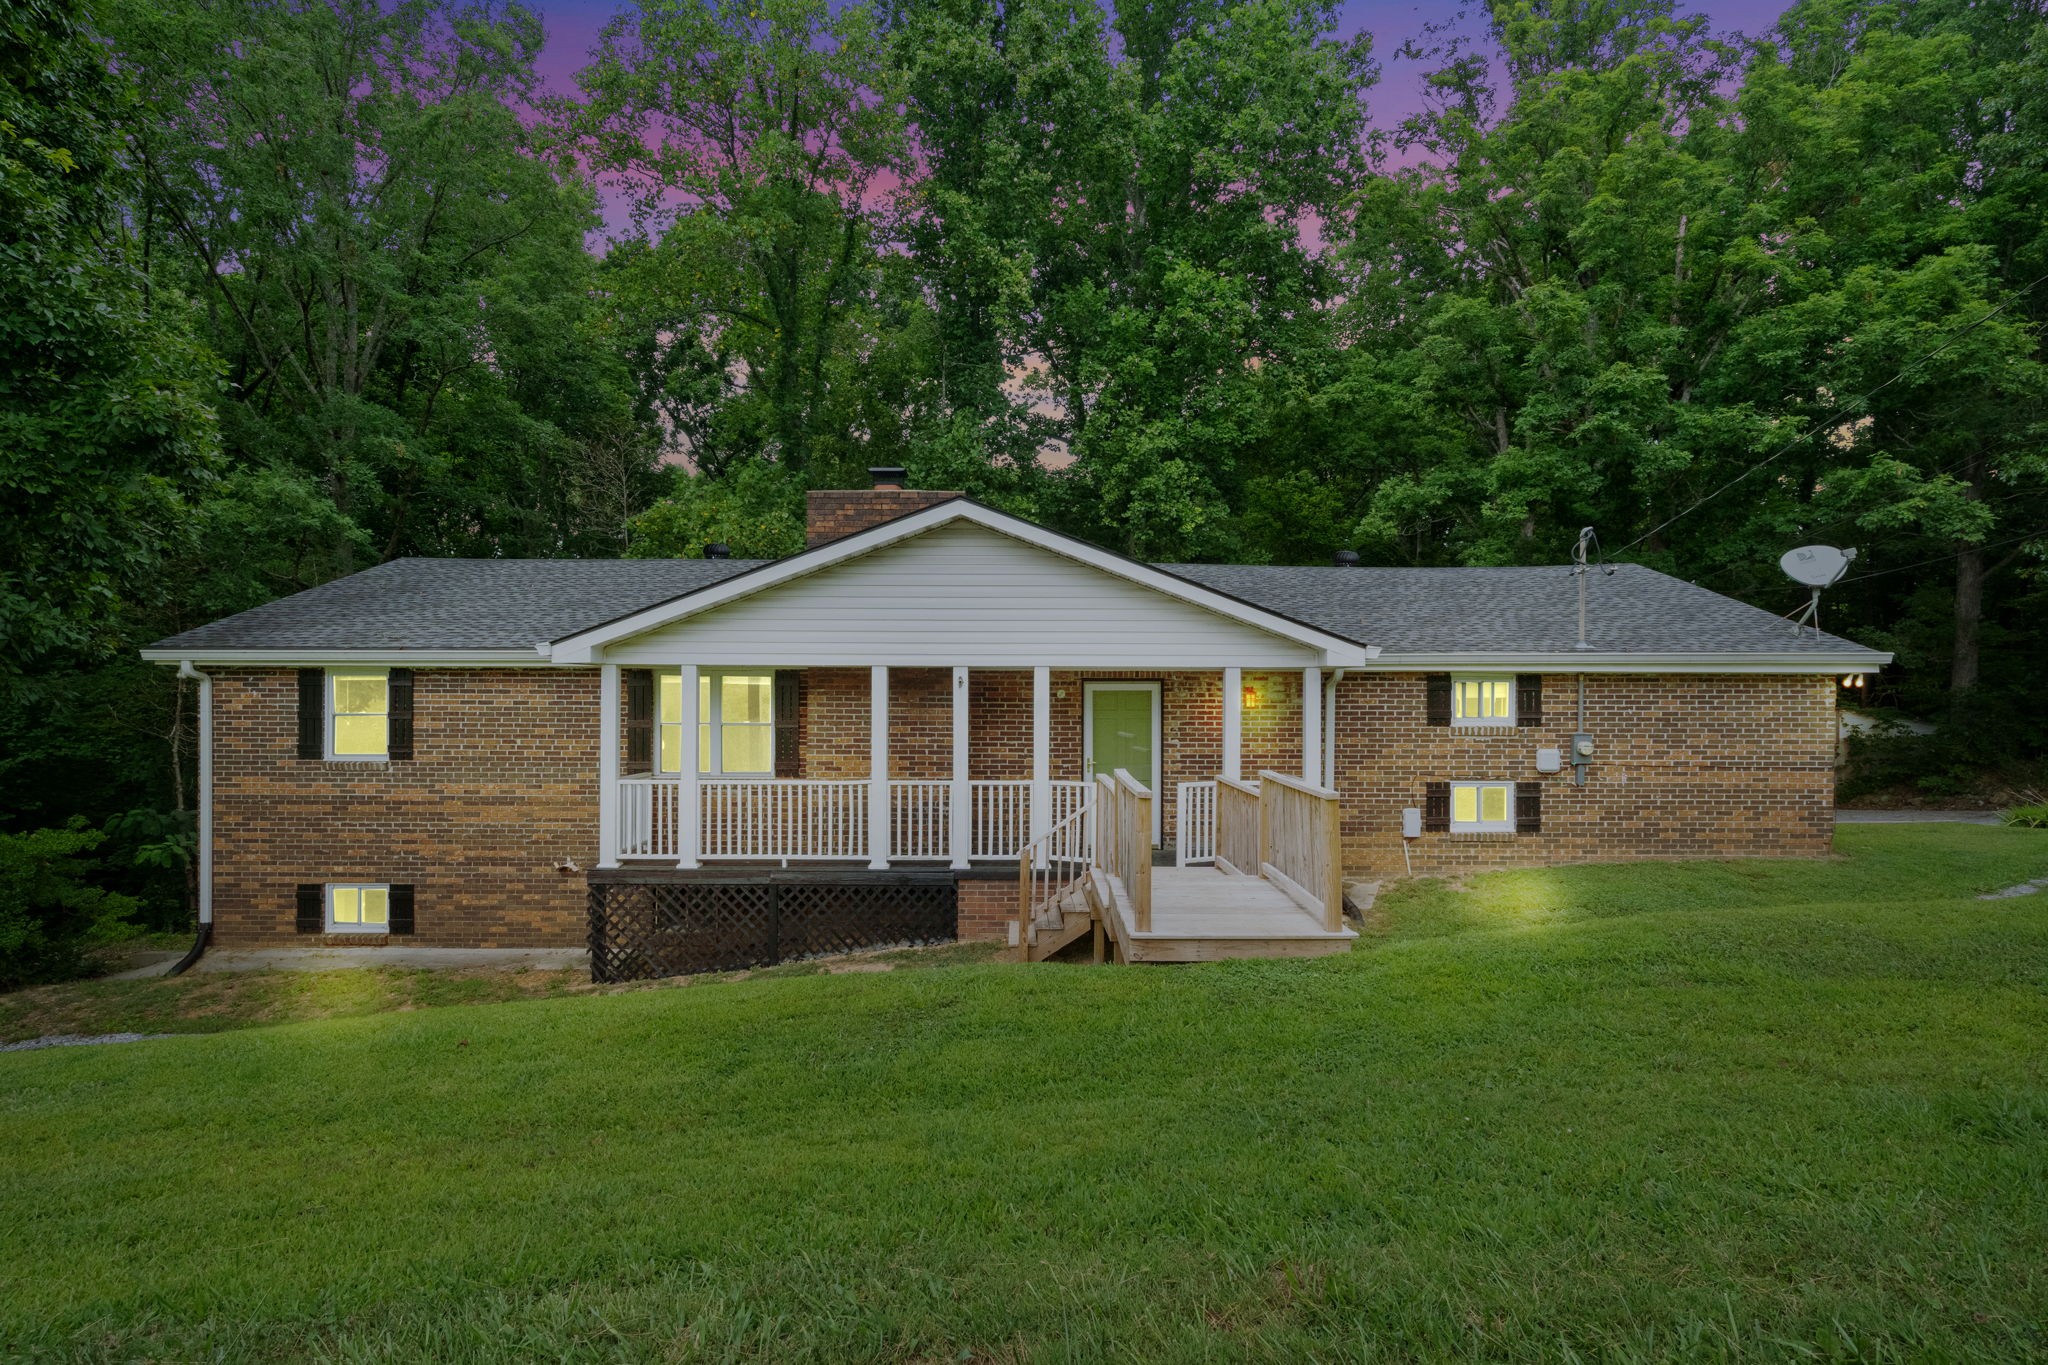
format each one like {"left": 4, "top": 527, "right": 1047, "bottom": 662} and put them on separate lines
{"left": 295, "top": 883, "right": 324, "bottom": 933}
{"left": 1423, "top": 781, "right": 1450, "bottom": 833}
{"left": 387, "top": 668, "right": 415, "bottom": 760}
{"left": 624, "top": 669, "right": 654, "bottom": 774}
{"left": 774, "top": 671, "right": 802, "bottom": 778}
{"left": 1516, "top": 674, "right": 1543, "bottom": 727}
{"left": 1516, "top": 781, "right": 1543, "bottom": 834}
{"left": 297, "top": 669, "right": 326, "bottom": 759}
{"left": 1425, "top": 674, "right": 1452, "bottom": 727}
{"left": 389, "top": 884, "right": 416, "bottom": 935}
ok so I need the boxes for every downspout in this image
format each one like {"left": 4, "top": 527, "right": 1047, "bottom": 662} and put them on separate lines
{"left": 170, "top": 660, "right": 213, "bottom": 974}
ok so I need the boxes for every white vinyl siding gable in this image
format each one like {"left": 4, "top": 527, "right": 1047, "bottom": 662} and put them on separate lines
{"left": 605, "top": 521, "right": 1320, "bottom": 667}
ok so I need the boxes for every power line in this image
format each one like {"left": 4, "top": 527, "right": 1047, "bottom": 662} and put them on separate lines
{"left": 1614, "top": 271, "right": 2048, "bottom": 555}
{"left": 1833, "top": 527, "right": 2048, "bottom": 587}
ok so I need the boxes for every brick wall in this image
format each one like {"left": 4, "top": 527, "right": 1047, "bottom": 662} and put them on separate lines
{"left": 212, "top": 668, "right": 599, "bottom": 948}
{"left": 956, "top": 874, "right": 1015, "bottom": 942}
{"left": 212, "top": 665, "right": 1835, "bottom": 949}
{"left": 805, "top": 489, "right": 960, "bottom": 547}
{"left": 1331, "top": 672, "right": 1837, "bottom": 875}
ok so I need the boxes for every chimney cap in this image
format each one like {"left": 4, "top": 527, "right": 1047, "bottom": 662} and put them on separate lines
{"left": 868, "top": 465, "right": 907, "bottom": 489}
{"left": 703, "top": 543, "right": 731, "bottom": 559}
{"left": 1332, "top": 550, "right": 1361, "bottom": 567}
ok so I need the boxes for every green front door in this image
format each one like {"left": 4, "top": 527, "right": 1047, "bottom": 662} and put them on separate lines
{"left": 1088, "top": 683, "right": 1157, "bottom": 787}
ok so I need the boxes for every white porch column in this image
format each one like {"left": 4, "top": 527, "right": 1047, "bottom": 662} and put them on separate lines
{"left": 676, "top": 664, "right": 701, "bottom": 870}
{"left": 868, "top": 665, "right": 891, "bottom": 869}
{"left": 1301, "top": 666, "right": 1323, "bottom": 785}
{"left": 598, "top": 663, "right": 621, "bottom": 868}
{"left": 949, "top": 666, "right": 971, "bottom": 869}
{"left": 1221, "top": 666, "right": 1242, "bottom": 782}
{"left": 1030, "top": 665, "right": 1051, "bottom": 867}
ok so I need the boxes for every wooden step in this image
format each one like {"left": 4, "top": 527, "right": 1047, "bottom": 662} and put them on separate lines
{"left": 1028, "top": 912, "right": 1097, "bottom": 963}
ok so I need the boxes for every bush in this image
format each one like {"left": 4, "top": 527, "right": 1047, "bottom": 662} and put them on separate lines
{"left": 2001, "top": 793, "right": 2048, "bottom": 829}
{"left": 0, "top": 821, "right": 143, "bottom": 989}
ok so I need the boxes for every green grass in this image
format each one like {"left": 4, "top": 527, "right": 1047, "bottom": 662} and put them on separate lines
{"left": 3, "top": 826, "right": 2045, "bottom": 1362}
{"left": 0, "top": 941, "right": 1007, "bottom": 1044}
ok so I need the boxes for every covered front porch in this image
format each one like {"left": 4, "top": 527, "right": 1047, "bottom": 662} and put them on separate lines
{"left": 595, "top": 663, "right": 1325, "bottom": 873}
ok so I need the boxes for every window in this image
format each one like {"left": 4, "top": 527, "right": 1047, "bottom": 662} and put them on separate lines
{"left": 1451, "top": 675, "right": 1514, "bottom": 726}
{"left": 658, "top": 670, "right": 774, "bottom": 776}
{"left": 327, "top": 883, "right": 389, "bottom": 933}
{"left": 329, "top": 669, "right": 390, "bottom": 758}
{"left": 1451, "top": 781, "right": 1515, "bottom": 833}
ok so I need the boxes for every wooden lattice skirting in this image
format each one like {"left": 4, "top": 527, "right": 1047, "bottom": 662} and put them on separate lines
{"left": 587, "top": 875, "right": 957, "bottom": 982}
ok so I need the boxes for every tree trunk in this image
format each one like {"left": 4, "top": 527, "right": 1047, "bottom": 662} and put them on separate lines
{"left": 1951, "top": 448, "right": 1987, "bottom": 694}
{"left": 1951, "top": 541, "right": 1984, "bottom": 693}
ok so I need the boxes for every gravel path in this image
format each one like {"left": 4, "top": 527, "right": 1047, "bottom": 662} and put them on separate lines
{"left": 0, "top": 1032, "right": 175, "bottom": 1053}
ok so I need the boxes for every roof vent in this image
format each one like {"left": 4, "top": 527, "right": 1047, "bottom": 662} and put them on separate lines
{"left": 1332, "top": 550, "right": 1360, "bottom": 567}
{"left": 868, "top": 466, "right": 907, "bottom": 490}
{"left": 703, "top": 543, "right": 731, "bottom": 560}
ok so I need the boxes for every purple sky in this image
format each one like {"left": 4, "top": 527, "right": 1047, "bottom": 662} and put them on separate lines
{"left": 533, "top": 0, "right": 1798, "bottom": 233}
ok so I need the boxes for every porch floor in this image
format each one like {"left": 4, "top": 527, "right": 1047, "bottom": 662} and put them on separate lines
{"left": 1101, "top": 865, "right": 1358, "bottom": 963}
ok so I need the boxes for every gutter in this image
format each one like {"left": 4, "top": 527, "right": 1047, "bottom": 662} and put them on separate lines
{"left": 1350, "top": 651, "right": 1890, "bottom": 674}
{"left": 169, "top": 661, "right": 213, "bottom": 974}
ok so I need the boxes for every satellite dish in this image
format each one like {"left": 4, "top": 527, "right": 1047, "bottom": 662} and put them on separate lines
{"left": 1779, "top": 545, "right": 1856, "bottom": 588}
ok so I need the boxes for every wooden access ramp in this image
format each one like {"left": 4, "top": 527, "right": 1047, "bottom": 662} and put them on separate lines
{"left": 1012, "top": 768, "right": 1358, "bottom": 966}
{"left": 1098, "top": 864, "right": 1357, "bottom": 963}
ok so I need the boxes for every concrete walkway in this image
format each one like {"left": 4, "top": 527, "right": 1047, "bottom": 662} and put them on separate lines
{"left": 1836, "top": 809, "right": 2003, "bottom": 825}
{"left": 187, "top": 947, "right": 590, "bottom": 974}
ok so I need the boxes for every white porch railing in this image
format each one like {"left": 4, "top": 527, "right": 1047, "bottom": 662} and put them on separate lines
{"left": 890, "top": 780, "right": 952, "bottom": 861}
{"left": 618, "top": 776, "right": 1090, "bottom": 864}
{"left": 701, "top": 779, "right": 868, "bottom": 861}
{"left": 1175, "top": 780, "right": 1217, "bottom": 866}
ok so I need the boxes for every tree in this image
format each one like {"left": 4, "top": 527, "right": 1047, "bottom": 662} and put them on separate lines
{"left": 894, "top": 0, "right": 1377, "bottom": 559}
{"left": 111, "top": 0, "right": 649, "bottom": 587}
{"left": 0, "top": 0, "right": 218, "bottom": 685}
{"left": 568, "top": 0, "right": 911, "bottom": 477}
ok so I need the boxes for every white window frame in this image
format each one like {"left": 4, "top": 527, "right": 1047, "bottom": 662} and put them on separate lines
{"left": 326, "top": 882, "right": 391, "bottom": 934}
{"left": 326, "top": 667, "right": 391, "bottom": 762}
{"left": 1450, "top": 674, "right": 1515, "bottom": 727}
{"left": 658, "top": 668, "right": 775, "bottom": 777}
{"left": 1450, "top": 781, "right": 1516, "bottom": 833}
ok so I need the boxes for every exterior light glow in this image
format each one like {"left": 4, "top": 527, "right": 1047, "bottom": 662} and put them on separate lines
{"left": 1242, "top": 683, "right": 1260, "bottom": 709}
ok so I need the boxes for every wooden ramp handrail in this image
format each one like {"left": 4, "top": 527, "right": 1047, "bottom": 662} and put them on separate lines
{"left": 1094, "top": 770, "right": 1153, "bottom": 932}
{"left": 1253, "top": 769, "right": 1345, "bottom": 932}
{"left": 1213, "top": 775, "right": 1261, "bottom": 876}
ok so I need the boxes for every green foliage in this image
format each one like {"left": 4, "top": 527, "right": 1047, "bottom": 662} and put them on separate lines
{"left": 627, "top": 463, "right": 807, "bottom": 561}
{"left": 3, "top": 828, "right": 2046, "bottom": 1358}
{"left": 567, "top": 0, "right": 910, "bottom": 477}
{"left": 2001, "top": 796, "right": 2048, "bottom": 829}
{"left": 0, "top": 0, "right": 219, "bottom": 683}
{"left": 0, "top": 821, "right": 143, "bottom": 988}
{"left": 111, "top": 0, "right": 660, "bottom": 577}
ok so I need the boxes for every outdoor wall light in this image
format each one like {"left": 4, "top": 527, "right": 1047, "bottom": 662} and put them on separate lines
{"left": 1242, "top": 682, "right": 1261, "bottom": 709}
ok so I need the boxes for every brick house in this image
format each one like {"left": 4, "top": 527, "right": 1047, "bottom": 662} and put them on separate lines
{"left": 144, "top": 471, "right": 1888, "bottom": 972}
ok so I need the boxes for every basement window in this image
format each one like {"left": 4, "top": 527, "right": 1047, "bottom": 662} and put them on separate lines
{"left": 327, "top": 884, "right": 390, "bottom": 934}
{"left": 1450, "top": 782, "right": 1515, "bottom": 833}
{"left": 1451, "top": 675, "right": 1514, "bottom": 726}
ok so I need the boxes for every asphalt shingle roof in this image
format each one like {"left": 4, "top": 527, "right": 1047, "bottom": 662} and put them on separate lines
{"left": 1160, "top": 562, "right": 1871, "bottom": 657}
{"left": 144, "top": 551, "right": 1878, "bottom": 660}
{"left": 147, "top": 557, "right": 766, "bottom": 653}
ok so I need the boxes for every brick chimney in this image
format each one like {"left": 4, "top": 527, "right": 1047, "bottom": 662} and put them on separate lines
{"left": 805, "top": 467, "right": 960, "bottom": 548}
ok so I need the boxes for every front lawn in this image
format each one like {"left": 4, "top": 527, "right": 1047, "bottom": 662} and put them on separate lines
{"left": 4, "top": 825, "right": 2045, "bottom": 1361}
